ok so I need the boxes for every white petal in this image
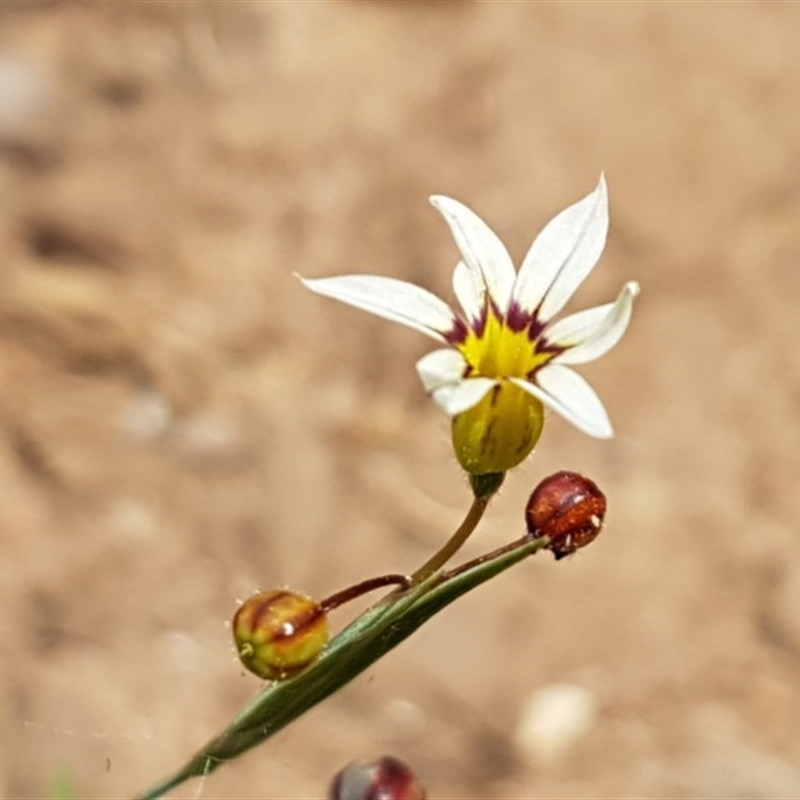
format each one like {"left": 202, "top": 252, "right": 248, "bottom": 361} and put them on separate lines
{"left": 431, "top": 377, "right": 498, "bottom": 416}
{"left": 512, "top": 175, "right": 609, "bottom": 321}
{"left": 511, "top": 365, "right": 613, "bottom": 438}
{"left": 416, "top": 348, "right": 468, "bottom": 392}
{"left": 300, "top": 274, "right": 457, "bottom": 343}
{"left": 452, "top": 260, "right": 484, "bottom": 327}
{"left": 430, "top": 195, "right": 516, "bottom": 314}
{"left": 548, "top": 281, "right": 640, "bottom": 365}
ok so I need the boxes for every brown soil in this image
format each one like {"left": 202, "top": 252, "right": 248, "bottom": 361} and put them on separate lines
{"left": 3, "top": 3, "right": 800, "bottom": 798}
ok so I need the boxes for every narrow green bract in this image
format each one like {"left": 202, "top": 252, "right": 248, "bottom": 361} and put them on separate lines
{"left": 136, "top": 536, "right": 548, "bottom": 800}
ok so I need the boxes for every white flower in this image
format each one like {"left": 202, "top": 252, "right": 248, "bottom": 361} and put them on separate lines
{"left": 301, "top": 176, "right": 639, "bottom": 475}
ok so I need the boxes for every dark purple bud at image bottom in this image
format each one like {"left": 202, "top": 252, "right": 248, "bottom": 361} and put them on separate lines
{"left": 329, "top": 755, "right": 427, "bottom": 800}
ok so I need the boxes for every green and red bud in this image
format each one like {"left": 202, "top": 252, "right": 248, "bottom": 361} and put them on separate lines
{"left": 232, "top": 589, "right": 329, "bottom": 681}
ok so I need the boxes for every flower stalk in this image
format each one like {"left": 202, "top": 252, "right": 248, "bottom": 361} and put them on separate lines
{"left": 409, "top": 494, "right": 490, "bottom": 585}
{"left": 320, "top": 574, "right": 411, "bottom": 612}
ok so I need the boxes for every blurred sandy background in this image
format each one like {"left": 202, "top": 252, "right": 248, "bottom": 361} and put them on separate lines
{"left": 2, "top": 2, "right": 800, "bottom": 798}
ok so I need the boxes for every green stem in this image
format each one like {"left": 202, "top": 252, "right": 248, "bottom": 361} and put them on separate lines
{"left": 409, "top": 495, "right": 489, "bottom": 585}
{"left": 136, "top": 758, "right": 212, "bottom": 800}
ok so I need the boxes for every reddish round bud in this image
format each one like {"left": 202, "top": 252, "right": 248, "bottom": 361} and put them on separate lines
{"left": 232, "top": 589, "right": 329, "bottom": 681}
{"left": 328, "top": 755, "right": 427, "bottom": 800}
{"left": 525, "top": 470, "right": 607, "bottom": 560}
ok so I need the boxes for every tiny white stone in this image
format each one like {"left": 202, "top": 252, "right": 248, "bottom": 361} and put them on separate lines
{"left": 384, "top": 697, "right": 426, "bottom": 730}
{"left": 514, "top": 683, "right": 598, "bottom": 764}
{"left": 120, "top": 389, "right": 173, "bottom": 440}
{"left": 0, "top": 55, "right": 51, "bottom": 130}
{"left": 106, "top": 497, "right": 159, "bottom": 545}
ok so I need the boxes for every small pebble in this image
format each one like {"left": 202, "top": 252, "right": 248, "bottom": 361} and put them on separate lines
{"left": 0, "top": 54, "right": 51, "bottom": 130}
{"left": 120, "top": 389, "right": 173, "bottom": 440}
{"left": 514, "top": 683, "right": 598, "bottom": 763}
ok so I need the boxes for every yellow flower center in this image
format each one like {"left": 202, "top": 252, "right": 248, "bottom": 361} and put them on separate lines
{"left": 452, "top": 311, "right": 552, "bottom": 476}
{"left": 459, "top": 311, "right": 550, "bottom": 379}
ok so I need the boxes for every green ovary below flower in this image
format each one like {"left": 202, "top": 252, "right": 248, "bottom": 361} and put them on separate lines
{"left": 301, "top": 175, "right": 639, "bottom": 476}
{"left": 452, "top": 380, "right": 544, "bottom": 474}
